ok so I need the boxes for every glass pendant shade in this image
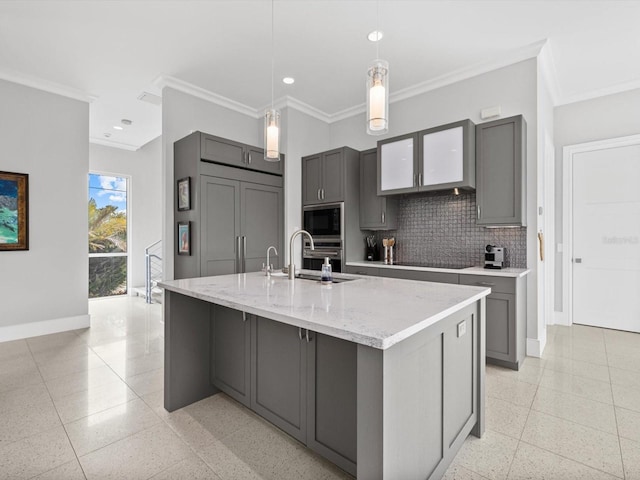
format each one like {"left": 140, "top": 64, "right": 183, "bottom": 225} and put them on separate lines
{"left": 366, "top": 59, "right": 389, "bottom": 135}
{"left": 264, "top": 108, "right": 281, "bottom": 161}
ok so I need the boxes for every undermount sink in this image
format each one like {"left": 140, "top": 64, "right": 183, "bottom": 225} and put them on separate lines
{"left": 295, "top": 273, "right": 354, "bottom": 284}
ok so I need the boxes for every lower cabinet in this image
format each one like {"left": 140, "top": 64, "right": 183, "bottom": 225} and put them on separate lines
{"left": 459, "top": 275, "right": 526, "bottom": 370}
{"left": 212, "top": 312, "right": 357, "bottom": 475}
{"left": 346, "top": 265, "right": 526, "bottom": 370}
{"left": 210, "top": 305, "right": 251, "bottom": 407}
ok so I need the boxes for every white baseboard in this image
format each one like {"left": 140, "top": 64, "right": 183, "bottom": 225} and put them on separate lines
{"left": 0, "top": 314, "right": 91, "bottom": 343}
{"left": 526, "top": 335, "right": 547, "bottom": 358}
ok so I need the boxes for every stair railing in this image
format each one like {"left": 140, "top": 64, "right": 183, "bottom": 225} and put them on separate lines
{"left": 145, "top": 239, "right": 162, "bottom": 304}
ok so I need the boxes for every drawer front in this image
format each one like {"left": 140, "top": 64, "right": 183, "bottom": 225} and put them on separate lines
{"left": 378, "top": 268, "right": 458, "bottom": 284}
{"left": 459, "top": 275, "right": 515, "bottom": 294}
{"left": 345, "top": 266, "right": 379, "bottom": 276}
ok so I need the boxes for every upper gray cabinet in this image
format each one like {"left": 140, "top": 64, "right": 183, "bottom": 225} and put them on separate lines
{"left": 476, "top": 115, "right": 527, "bottom": 226}
{"left": 302, "top": 147, "right": 359, "bottom": 205}
{"left": 201, "top": 133, "right": 283, "bottom": 176}
{"left": 360, "top": 148, "right": 397, "bottom": 230}
{"left": 378, "top": 119, "right": 475, "bottom": 195}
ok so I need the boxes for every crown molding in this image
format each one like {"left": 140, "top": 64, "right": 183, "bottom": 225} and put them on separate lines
{"left": 153, "top": 74, "right": 259, "bottom": 118}
{"left": 390, "top": 39, "right": 547, "bottom": 106}
{"left": 556, "top": 78, "right": 640, "bottom": 106}
{"left": 152, "top": 39, "right": 554, "bottom": 126}
{"left": 538, "top": 40, "right": 561, "bottom": 105}
{"left": 0, "top": 68, "right": 96, "bottom": 103}
{"left": 89, "top": 136, "right": 140, "bottom": 151}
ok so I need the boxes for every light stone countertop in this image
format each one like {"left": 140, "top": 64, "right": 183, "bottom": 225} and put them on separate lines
{"left": 159, "top": 271, "right": 490, "bottom": 350}
{"left": 346, "top": 261, "right": 530, "bottom": 278}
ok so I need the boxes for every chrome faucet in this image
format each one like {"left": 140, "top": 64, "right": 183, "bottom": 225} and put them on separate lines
{"left": 288, "top": 230, "right": 314, "bottom": 279}
{"left": 264, "top": 245, "right": 278, "bottom": 276}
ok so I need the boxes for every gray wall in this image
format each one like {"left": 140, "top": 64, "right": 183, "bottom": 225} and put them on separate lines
{"left": 554, "top": 87, "right": 640, "bottom": 314}
{"left": 0, "top": 79, "right": 89, "bottom": 336}
{"left": 89, "top": 137, "right": 163, "bottom": 288}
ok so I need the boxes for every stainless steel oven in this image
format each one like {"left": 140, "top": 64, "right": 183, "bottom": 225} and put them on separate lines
{"left": 302, "top": 203, "right": 343, "bottom": 272}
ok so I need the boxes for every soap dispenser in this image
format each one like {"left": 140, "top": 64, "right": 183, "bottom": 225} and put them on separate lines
{"left": 321, "top": 257, "right": 333, "bottom": 285}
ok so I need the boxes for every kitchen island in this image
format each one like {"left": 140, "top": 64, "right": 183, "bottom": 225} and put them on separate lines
{"left": 160, "top": 271, "right": 490, "bottom": 479}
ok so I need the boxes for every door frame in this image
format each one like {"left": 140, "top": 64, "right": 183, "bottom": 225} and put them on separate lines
{"left": 562, "top": 133, "right": 640, "bottom": 326}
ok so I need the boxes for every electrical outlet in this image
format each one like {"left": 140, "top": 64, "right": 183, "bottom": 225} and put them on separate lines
{"left": 457, "top": 320, "right": 467, "bottom": 337}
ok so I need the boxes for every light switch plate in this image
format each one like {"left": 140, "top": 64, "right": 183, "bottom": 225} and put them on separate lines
{"left": 457, "top": 320, "right": 467, "bottom": 337}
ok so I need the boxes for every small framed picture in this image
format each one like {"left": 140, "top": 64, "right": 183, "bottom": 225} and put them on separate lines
{"left": 177, "top": 221, "right": 191, "bottom": 256}
{"left": 177, "top": 177, "right": 191, "bottom": 211}
{"left": 0, "top": 171, "right": 29, "bottom": 251}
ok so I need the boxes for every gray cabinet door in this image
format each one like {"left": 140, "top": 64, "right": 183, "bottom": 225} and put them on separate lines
{"left": 307, "top": 332, "right": 357, "bottom": 476}
{"left": 360, "top": 148, "right": 397, "bottom": 230}
{"left": 485, "top": 293, "right": 516, "bottom": 362}
{"left": 302, "top": 154, "right": 322, "bottom": 205}
{"left": 476, "top": 115, "right": 526, "bottom": 226}
{"left": 240, "top": 182, "right": 283, "bottom": 273}
{"left": 211, "top": 305, "right": 251, "bottom": 407}
{"left": 251, "top": 316, "right": 307, "bottom": 443}
{"left": 321, "top": 149, "right": 344, "bottom": 203}
{"left": 200, "top": 176, "right": 241, "bottom": 276}
{"left": 246, "top": 146, "right": 283, "bottom": 176}
{"left": 201, "top": 134, "right": 246, "bottom": 168}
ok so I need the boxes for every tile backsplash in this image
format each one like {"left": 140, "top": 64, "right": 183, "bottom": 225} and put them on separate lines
{"left": 364, "top": 190, "right": 527, "bottom": 268}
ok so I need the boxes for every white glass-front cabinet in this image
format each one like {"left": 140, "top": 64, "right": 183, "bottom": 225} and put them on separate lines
{"left": 378, "top": 119, "right": 475, "bottom": 195}
{"left": 377, "top": 133, "right": 417, "bottom": 195}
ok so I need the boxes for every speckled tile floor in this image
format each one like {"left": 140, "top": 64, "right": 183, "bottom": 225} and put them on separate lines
{"left": 0, "top": 297, "right": 639, "bottom": 479}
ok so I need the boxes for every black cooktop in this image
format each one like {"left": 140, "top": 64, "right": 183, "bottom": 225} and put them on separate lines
{"left": 391, "top": 262, "right": 474, "bottom": 270}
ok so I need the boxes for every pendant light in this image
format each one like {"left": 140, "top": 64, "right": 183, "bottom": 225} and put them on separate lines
{"left": 366, "top": 0, "right": 389, "bottom": 135}
{"left": 264, "top": 0, "right": 281, "bottom": 161}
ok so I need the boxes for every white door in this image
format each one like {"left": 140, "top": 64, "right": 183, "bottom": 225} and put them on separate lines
{"left": 572, "top": 143, "right": 640, "bottom": 333}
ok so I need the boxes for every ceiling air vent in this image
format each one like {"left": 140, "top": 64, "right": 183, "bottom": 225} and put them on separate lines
{"left": 137, "top": 92, "right": 162, "bottom": 106}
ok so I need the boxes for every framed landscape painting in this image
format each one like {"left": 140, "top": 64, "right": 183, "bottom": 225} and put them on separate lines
{"left": 0, "top": 171, "right": 28, "bottom": 251}
{"left": 177, "top": 221, "right": 191, "bottom": 255}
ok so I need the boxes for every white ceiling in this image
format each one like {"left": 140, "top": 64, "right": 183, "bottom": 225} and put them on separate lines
{"left": 1, "top": 0, "right": 639, "bottom": 150}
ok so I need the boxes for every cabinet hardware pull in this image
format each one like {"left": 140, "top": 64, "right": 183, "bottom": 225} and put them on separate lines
{"left": 321, "top": 188, "right": 325, "bottom": 200}
{"left": 317, "top": 189, "right": 321, "bottom": 200}
{"left": 306, "top": 329, "right": 311, "bottom": 342}
{"left": 242, "top": 236, "right": 247, "bottom": 273}
{"left": 418, "top": 173, "right": 422, "bottom": 185}
{"left": 248, "top": 152, "right": 252, "bottom": 164}
{"left": 477, "top": 206, "right": 481, "bottom": 219}
{"left": 414, "top": 173, "right": 417, "bottom": 186}
{"left": 477, "top": 282, "right": 495, "bottom": 287}
{"left": 236, "top": 236, "right": 241, "bottom": 272}
{"left": 298, "top": 328, "right": 303, "bottom": 340}
{"left": 242, "top": 312, "right": 247, "bottom": 322}
{"left": 382, "top": 211, "right": 385, "bottom": 223}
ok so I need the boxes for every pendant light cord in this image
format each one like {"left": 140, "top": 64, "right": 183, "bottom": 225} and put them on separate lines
{"left": 376, "top": 0, "right": 380, "bottom": 59}
{"left": 271, "top": 0, "right": 275, "bottom": 110}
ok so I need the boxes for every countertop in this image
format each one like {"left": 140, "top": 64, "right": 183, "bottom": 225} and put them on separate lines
{"left": 159, "top": 271, "right": 490, "bottom": 350}
{"left": 346, "top": 261, "right": 530, "bottom": 278}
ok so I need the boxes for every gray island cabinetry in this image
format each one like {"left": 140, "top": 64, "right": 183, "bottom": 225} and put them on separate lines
{"left": 160, "top": 272, "right": 490, "bottom": 479}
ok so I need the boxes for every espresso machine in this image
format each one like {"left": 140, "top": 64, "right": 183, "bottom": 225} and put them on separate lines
{"left": 484, "top": 245, "right": 505, "bottom": 269}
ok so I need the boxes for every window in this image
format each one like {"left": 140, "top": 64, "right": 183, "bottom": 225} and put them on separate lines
{"left": 88, "top": 173, "right": 128, "bottom": 298}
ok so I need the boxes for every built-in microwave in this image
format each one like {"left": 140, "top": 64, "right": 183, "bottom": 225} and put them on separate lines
{"left": 302, "top": 202, "right": 343, "bottom": 238}
{"left": 302, "top": 202, "right": 344, "bottom": 272}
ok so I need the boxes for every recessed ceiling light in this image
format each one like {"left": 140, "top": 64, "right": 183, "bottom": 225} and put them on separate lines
{"left": 104, "top": 133, "right": 112, "bottom": 138}
{"left": 121, "top": 119, "right": 133, "bottom": 125}
{"left": 282, "top": 77, "right": 295, "bottom": 85}
{"left": 113, "top": 125, "right": 124, "bottom": 130}
{"left": 367, "top": 30, "right": 383, "bottom": 42}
